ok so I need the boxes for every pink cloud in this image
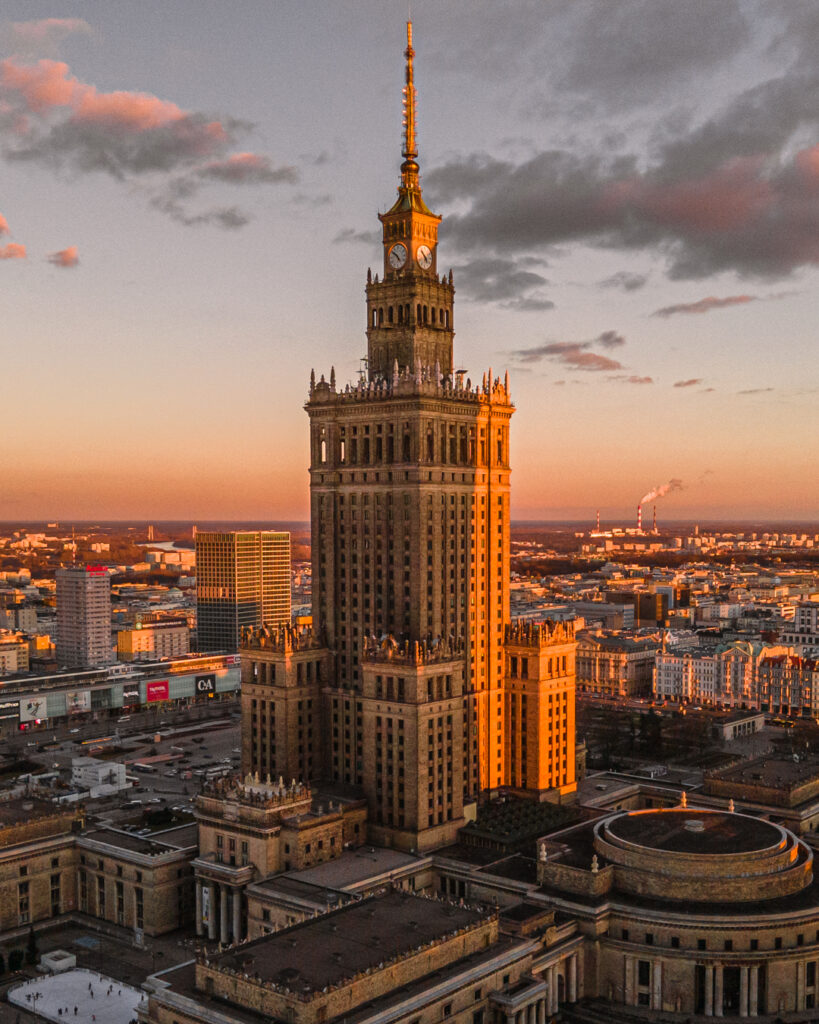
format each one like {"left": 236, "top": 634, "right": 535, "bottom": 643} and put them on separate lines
{"left": 653, "top": 295, "right": 756, "bottom": 317}
{"left": 47, "top": 245, "right": 78, "bottom": 268}
{"left": 0, "top": 58, "right": 77, "bottom": 112}
{"left": 6, "top": 18, "right": 92, "bottom": 52}
{"left": 0, "top": 213, "right": 9, "bottom": 236}
{"left": 0, "top": 242, "right": 26, "bottom": 259}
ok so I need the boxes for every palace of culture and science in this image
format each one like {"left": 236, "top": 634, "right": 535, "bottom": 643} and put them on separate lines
{"left": 240, "top": 25, "right": 577, "bottom": 853}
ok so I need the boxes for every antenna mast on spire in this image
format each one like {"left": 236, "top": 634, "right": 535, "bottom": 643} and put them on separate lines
{"left": 403, "top": 21, "right": 417, "bottom": 162}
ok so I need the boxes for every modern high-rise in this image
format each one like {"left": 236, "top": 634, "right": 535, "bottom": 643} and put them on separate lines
{"left": 195, "top": 531, "right": 291, "bottom": 653}
{"left": 240, "top": 24, "right": 576, "bottom": 852}
{"left": 56, "top": 565, "right": 113, "bottom": 669}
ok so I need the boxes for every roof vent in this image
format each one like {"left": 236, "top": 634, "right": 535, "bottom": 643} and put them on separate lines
{"left": 684, "top": 819, "right": 705, "bottom": 832}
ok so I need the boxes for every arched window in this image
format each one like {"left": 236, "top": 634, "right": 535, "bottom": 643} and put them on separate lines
{"left": 388, "top": 306, "right": 393, "bottom": 323}
{"left": 406, "top": 304, "right": 410, "bottom": 323}
{"left": 417, "top": 303, "right": 422, "bottom": 323}
{"left": 398, "top": 305, "right": 403, "bottom": 324}
{"left": 431, "top": 307, "right": 436, "bottom": 325}
{"left": 371, "top": 309, "right": 377, "bottom": 328}
{"left": 378, "top": 308, "right": 384, "bottom": 325}
{"left": 440, "top": 308, "right": 445, "bottom": 325}
{"left": 320, "top": 439, "right": 327, "bottom": 463}
{"left": 445, "top": 310, "right": 450, "bottom": 328}
{"left": 423, "top": 305, "right": 428, "bottom": 324}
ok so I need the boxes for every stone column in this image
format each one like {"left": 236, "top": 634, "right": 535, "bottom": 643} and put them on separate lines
{"left": 705, "top": 965, "right": 714, "bottom": 1017}
{"left": 749, "top": 966, "right": 758, "bottom": 1017}
{"left": 568, "top": 955, "right": 578, "bottom": 1003}
{"left": 714, "top": 964, "right": 723, "bottom": 1018}
{"left": 233, "top": 889, "right": 242, "bottom": 943}
{"left": 529, "top": 1003, "right": 536, "bottom": 1024}
{"left": 537, "top": 999, "right": 546, "bottom": 1024}
{"left": 740, "top": 966, "right": 749, "bottom": 1018}
{"left": 624, "top": 956, "right": 634, "bottom": 1007}
{"left": 505, "top": 1014, "right": 514, "bottom": 1024}
{"left": 652, "top": 959, "right": 662, "bottom": 1011}
{"left": 195, "top": 881, "right": 204, "bottom": 937}
{"left": 207, "top": 883, "right": 217, "bottom": 941}
{"left": 552, "top": 966, "right": 560, "bottom": 1013}
{"left": 220, "top": 885, "right": 229, "bottom": 945}
{"left": 797, "top": 960, "right": 806, "bottom": 1010}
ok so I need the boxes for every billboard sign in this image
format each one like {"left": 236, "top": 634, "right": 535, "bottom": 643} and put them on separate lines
{"left": 195, "top": 673, "right": 216, "bottom": 694}
{"left": 20, "top": 697, "right": 47, "bottom": 723}
{"left": 66, "top": 690, "right": 91, "bottom": 714}
{"left": 146, "top": 680, "right": 169, "bottom": 703}
{"left": 0, "top": 699, "right": 19, "bottom": 721}
{"left": 122, "top": 683, "right": 141, "bottom": 705}
{"left": 226, "top": 655, "right": 241, "bottom": 666}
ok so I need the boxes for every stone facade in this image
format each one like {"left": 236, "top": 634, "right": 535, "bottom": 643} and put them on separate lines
{"left": 503, "top": 622, "right": 576, "bottom": 798}
{"left": 0, "top": 796, "right": 194, "bottom": 939}
{"left": 238, "top": 25, "right": 576, "bottom": 854}
{"left": 192, "top": 775, "right": 366, "bottom": 944}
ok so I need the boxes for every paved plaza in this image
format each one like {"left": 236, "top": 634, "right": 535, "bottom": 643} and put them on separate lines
{"left": 8, "top": 969, "right": 143, "bottom": 1024}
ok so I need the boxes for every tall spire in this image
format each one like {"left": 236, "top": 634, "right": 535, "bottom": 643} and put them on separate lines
{"left": 401, "top": 21, "right": 420, "bottom": 192}
{"left": 403, "top": 21, "right": 417, "bottom": 163}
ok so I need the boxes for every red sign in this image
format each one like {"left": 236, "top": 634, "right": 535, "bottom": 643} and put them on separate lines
{"left": 146, "top": 680, "right": 169, "bottom": 703}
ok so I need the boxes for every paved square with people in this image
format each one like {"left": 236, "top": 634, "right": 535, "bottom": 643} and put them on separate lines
{"left": 9, "top": 969, "right": 143, "bottom": 1024}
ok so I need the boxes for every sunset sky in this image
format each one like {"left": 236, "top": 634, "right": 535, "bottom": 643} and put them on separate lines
{"left": 1, "top": 1, "right": 817, "bottom": 522}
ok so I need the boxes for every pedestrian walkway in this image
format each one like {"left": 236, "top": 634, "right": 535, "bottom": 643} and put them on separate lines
{"left": 8, "top": 969, "right": 143, "bottom": 1024}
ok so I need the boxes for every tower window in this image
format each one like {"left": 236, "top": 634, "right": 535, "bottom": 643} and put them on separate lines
{"left": 417, "top": 303, "right": 422, "bottom": 323}
{"left": 378, "top": 307, "right": 384, "bottom": 325}
{"left": 431, "top": 307, "right": 436, "bottom": 324}
{"left": 398, "top": 305, "right": 403, "bottom": 323}
{"left": 423, "top": 305, "right": 429, "bottom": 324}
{"left": 372, "top": 309, "right": 377, "bottom": 328}
{"left": 388, "top": 306, "right": 394, "bottom": 323}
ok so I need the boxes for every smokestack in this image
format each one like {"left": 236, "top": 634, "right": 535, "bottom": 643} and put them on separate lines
{"left": 637, "top": 504, "right": 642, "bottom": 532}
{"left": 596, "top": 510, "right": 600, "bottom": 532}
{"left": 653, "top": 505, "right": 657, "bottom": 533}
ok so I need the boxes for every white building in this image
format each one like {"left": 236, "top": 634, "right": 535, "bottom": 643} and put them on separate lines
{"left": 56, "top": 565, "right": 113, "bottom": 669}
{"left": 71, "top": 756, "right": 127, "bottom": 791}
{"left": 654, "top": 640, "right": 792, "bottom": 707}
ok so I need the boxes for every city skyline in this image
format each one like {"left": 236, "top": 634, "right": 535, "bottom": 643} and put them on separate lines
{"left": 2, "top": 2, "right": 817, "bottom": 521}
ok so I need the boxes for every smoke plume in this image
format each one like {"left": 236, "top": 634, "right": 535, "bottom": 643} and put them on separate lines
{"left": 640, "top": 479, "right": 683, "bottom": 504}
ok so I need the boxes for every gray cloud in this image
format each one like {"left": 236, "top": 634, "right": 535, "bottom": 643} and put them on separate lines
{"left": 599, "top": 271, "right": 648, "bottom": 291}
{"left": 738, "top": 387, "right": 775, "bottom": 395}
{"left": 425, "top": 10, "right": 819, "bottom": 283}
{"left": 511, "top": 332, "right": 627, "bottom": 372}
{"left": 0, "top": 57, "right": 297, "bottom": 229}
{"left": 673, "top": 378, "right": 703, "bottom": 388}
{"left": 452, "top": 257, "right": 554, "bottom": 311}
{"left": 333, "top": 227, "right": 379, "bottom": 245}
{"left": 561, "top": 0, "right": 750, "bottom": 108}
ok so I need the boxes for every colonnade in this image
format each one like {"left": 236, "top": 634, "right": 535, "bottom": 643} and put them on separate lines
{"left": 195, "top": 879, "right": 242, "bottom": 945}
{"left": 702, "top": 963, "right": 760, "bottom": 1017}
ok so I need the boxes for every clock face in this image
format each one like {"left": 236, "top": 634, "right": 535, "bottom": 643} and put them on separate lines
{"left": 416, "top": 244, "right": 433, "bottom": 270}
{"left": 388, "top": 243, "right": 407, "bottom": 269}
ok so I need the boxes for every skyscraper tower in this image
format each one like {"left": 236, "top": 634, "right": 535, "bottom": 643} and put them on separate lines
{"left": 56, "top": 565, "right": 113, "bottom": 669}
{"left": 305, "top": 23, "right": 514, "bottom": 849}
{"left": 195, "top": 531, "right": 291, "bottom": 653}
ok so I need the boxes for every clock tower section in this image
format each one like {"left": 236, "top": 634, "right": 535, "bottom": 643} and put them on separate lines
{"left": 366, "top": 23, "right": 454, "bottom": 379}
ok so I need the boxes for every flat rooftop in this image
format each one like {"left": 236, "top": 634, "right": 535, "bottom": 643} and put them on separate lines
{"left": 708, "top": 757, "right": 819, "bottom": 789}
{"left": 0, "top": 796, "right": 71, "bottom": 826}
{"left": 607, "top": 810, "right": 783, "bottom": 855}
{"left": 81, "top": 826, "right": 195, "bottom": 856}
{"left": 212, "top": 890, "right": 490, "bottom": 994}
{"left": 284, "top": 846, "right": 423, "bottom": 890}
